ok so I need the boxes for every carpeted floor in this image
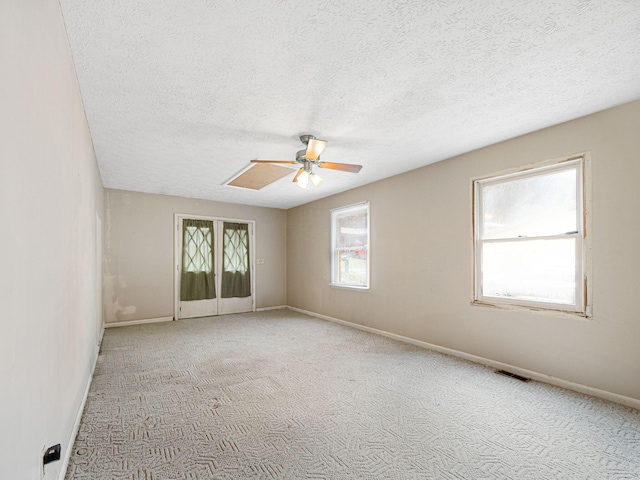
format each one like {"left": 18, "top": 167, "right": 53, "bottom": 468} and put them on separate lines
{"left": 66, "top": 310, "right": 640, "bottom": 479}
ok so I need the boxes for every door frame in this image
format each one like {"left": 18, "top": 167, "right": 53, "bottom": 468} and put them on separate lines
{"left": 174, "top": 213, "right": 256, "bottom": 320}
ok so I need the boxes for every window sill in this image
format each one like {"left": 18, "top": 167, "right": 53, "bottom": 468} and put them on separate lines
{"left": 330, "top": 283, "right": 370, "bottom": 292}
{"left": 471, "top": 299, "right": 591, "bottom": 319}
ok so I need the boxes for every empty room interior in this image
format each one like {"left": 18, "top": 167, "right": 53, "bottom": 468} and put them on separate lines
{"left": 2, "top": 1, "right": 640, "bottom": 479}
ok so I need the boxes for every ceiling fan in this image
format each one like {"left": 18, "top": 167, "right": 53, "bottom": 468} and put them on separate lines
{"left": 251, "top": 135, "right": 363, "bottom": 189}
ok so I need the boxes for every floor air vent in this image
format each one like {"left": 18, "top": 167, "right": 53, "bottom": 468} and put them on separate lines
{"left": 495, "top": 369, "right": 530, "bottom": 382}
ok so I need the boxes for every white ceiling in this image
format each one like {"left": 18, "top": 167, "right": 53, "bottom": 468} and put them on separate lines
{"left": 59, "top": 0, "right": 640, "bottom": 210}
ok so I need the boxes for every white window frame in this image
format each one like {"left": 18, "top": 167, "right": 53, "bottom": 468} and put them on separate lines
{"left": 330, "top": 202, "right": 370, "bottom": 290}
{"left": 472, "top": 154, "right": 591, "bottom": 317}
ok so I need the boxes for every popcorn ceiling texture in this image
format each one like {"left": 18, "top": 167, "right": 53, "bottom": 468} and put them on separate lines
{"left": 59, "top": 0, "right": 640, "bottom": 209}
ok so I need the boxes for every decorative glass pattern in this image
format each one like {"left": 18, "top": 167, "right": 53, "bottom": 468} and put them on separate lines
{"left": 181, "top": 219, "right": 216, "bottom": 301}
{"left": 223, "top": 227, "right": 249, "bottom": 273}
{"left": 221, "top": 222, "right": 251, "bottom": 298}
{"left": 183, "top": 225, "right": 213, "bottom": 273}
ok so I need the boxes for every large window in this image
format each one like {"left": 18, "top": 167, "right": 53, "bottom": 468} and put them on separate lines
{"left": 331, "top": 202, "right": 370, "bottom": 289}
{"left": 473, "top": 156, "right": 589, "bottom": 314}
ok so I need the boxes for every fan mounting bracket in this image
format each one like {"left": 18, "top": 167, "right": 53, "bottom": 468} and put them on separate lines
{"left": 299, "top": 134, "right": 316, "bottom": 146}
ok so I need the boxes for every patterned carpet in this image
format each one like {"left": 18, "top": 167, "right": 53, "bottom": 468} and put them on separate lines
{"left": 66, "top": 310, "right": 640, "bottom": 479}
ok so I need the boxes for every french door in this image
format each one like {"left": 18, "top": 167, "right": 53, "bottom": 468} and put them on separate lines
{"left": 175, "top": 215, "right": 255, "bottom": 319}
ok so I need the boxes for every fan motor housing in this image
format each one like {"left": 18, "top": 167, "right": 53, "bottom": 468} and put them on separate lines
{"left": 296, "top": 149, "right": 308, "bottom": 162}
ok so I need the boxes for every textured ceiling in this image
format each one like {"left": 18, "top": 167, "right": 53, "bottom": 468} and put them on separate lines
{"left": 59, "top": 0, "right": 640, "bottom": 209}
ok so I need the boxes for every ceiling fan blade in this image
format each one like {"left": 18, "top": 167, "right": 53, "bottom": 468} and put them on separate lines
{"left": 317, "top": 162, "right": 362, "bottom": 173}
{"left": 250, "top": 159, "right": 298, "bottom": 165}
{"left": 292, "top": 167, "right": 305, "bottom": 183}
{"left": 305, "top": 139, "right": 327, "bottom": 160}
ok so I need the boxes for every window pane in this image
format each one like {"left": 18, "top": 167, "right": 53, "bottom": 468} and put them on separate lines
{"left": 336, "top": 211, "right": 368, "bottom": 254}
{"left": 334, "top": 249, "right": 367, "bottom": 285}
{"left": 482, "top": 238, "right": 576, "bottom": 305}
{"left": 482, "top": 167, "right": 577, "bottom": 239}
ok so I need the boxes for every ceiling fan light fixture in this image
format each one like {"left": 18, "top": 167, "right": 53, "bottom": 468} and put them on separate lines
{"left": 295, "top": 169, "right": 323, "bottom": 189}
{"left": 310, "top": 172, "right": 323, "bottom": 187}
{"left": 296, "top": 170, "right": 310, "bottom": 189}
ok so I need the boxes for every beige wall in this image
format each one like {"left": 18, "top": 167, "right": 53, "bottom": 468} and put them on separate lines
{"left": 104, "top": 189, "right": 287, "bottom": 324}
{"left": 0, "top": 0, "right": 104, "bottom": 478}
{"left": 287, "top": 100, "right": 640, "bottom": 402}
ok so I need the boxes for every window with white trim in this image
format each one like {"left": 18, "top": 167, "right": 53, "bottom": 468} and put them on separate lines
{"left": 473, "top": 156, "right": 589, "bottom": 314}
{"left": 331, "top": 202, "right": 369, "bottom": 289}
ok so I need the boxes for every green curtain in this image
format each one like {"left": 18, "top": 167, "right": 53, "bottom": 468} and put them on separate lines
{"left": 221, "top": 222, "right": 251, "bottom": 298}
{"left": 181, "top": 219, "right": 216, "bottom": 301}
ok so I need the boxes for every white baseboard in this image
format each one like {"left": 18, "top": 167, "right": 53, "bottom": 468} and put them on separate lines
{"left": 104, "top": 316, "right": 174, "bottom": 328}
{"left": 256, "top": 305, "right": 287, "bottom": 312}
{"left": 287, "top": 306, "right": 640, "bottom": 410}
{"left": 57, "top": 325, "right": 104, "bottom": 480}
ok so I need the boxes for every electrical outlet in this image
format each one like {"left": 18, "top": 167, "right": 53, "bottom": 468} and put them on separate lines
{"left": 42, "top": 443, "right": 61, "bottom": 479}
{"left": 43, "top": 444, "right": 61, "bottom": 465}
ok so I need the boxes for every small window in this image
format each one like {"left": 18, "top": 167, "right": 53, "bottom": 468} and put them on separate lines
{"left": 473, "top": 156, "right": 589, "bottom": 314}
{"left": 331, "top": 202, "right": 370, "bottom": 289}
